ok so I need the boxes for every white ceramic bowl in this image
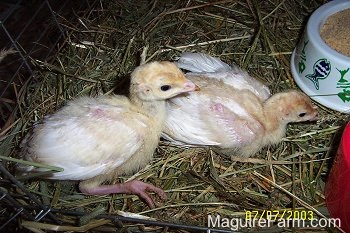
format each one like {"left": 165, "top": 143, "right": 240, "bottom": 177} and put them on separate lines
{"left": 291, "top": 0, "right": 350, "bottom": 113}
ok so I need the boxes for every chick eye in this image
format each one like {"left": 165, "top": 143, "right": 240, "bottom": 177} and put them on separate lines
{"left": 160, "top": 85, "right": 171, "bottom": 91}
{"left": 298, "top": 112, "right": 306, "bottom": 117}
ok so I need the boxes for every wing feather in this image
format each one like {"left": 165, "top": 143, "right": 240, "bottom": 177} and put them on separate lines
{"left": 176, "top": 52, "right": 270, "bottom": 101}
{"left": 163, "top": 94, "right": 220, "bottom": 146}
{"left": 21, "top": 96, "right": 148, "bottom": 180}
{"left": 164, "top": 77, "right": 264, "bottom": 148}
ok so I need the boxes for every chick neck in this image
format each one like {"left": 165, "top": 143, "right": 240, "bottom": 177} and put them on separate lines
{"left": 262, "top": 98, "right": 289, "bottom": 145}
{"left": 129, "top": 92, "right": 167, "bottom": 121}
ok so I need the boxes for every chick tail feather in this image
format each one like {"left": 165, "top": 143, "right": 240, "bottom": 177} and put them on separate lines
{"left": 161, "top": 132, "right": 205, "bottom": 148}
{"left": 176, "top": 52, "right": 232, "bottom": 73}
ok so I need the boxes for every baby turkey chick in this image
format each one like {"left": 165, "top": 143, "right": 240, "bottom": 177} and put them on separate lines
{"left": 20, "top": 61, "right": 198, "bottom": 208}
{"left": 162, "top": 54, "right": 318, "bottom": 157}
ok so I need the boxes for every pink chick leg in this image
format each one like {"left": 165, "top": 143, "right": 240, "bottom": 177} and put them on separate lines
{"left": 79, "top": 180, "right": 167, "bottom": 208}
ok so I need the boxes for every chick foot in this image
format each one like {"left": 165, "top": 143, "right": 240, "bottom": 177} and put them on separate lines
{"left": 79, "top": 180, "right": 166, "bottom": 208}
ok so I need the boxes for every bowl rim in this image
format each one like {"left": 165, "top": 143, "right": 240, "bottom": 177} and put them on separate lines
{"left": 308, "top": 0, "right": 350, "bottom": 61}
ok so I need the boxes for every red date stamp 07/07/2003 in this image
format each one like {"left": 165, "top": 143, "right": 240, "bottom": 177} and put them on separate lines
{"left": 245, "top": 209, "right": 314, "bottom": 221}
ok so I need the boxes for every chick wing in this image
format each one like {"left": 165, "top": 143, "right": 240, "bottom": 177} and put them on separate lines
{"left": 21, "top": 96, "right": 149, "bottom": 180}
{"left": 176, "top": 52, "right": 270, "bottom": 101}
{"left": 164, "top": 76, "right": 264, "bottom": 148}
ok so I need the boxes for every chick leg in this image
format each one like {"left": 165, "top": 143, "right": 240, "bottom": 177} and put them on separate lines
{"left": 79, "top": 180, "right": 166, "bottom": 208}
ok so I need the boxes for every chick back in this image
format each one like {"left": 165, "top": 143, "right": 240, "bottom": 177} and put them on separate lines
{"left": 20, "top": 96, "right": 159, "bottom": 181}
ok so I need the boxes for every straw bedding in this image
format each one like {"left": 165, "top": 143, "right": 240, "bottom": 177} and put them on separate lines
{"left": 1, "top": 0, "right": 348, "bottom": 232}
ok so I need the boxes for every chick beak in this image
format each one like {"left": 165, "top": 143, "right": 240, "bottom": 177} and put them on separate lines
{"left": 310, "top": 112, "right": 319, "bottom": 121}
{"left": 183, "top": 81, "right": 200, "bottom": 92}
{"left": 310, "top": 106, "right": 319, "bottom": 121}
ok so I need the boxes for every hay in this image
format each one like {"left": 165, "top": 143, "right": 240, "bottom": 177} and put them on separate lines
{"left": 1, "top": 0, "right": 349, "bottom": 232}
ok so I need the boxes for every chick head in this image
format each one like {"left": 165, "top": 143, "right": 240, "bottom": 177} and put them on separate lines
{"left": 269, "top": 90, "right": 319, "bottom": 123}
{"left": 130, "top": 61, "right": 198, "bottom": 101}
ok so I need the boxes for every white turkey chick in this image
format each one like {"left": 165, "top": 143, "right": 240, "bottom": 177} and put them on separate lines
{"left": 162, "top": 53, "right": 318, "bottom": 157}
{"left": 20, "top": 61, "right": 198, "bottom": 208}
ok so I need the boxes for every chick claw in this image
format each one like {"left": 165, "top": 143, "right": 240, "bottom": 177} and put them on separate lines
{"left": 80, "top": 180, "right": 166, "bottom": 208}
{"left": 123, "top": 180, "right": 167, "bottom": 208}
